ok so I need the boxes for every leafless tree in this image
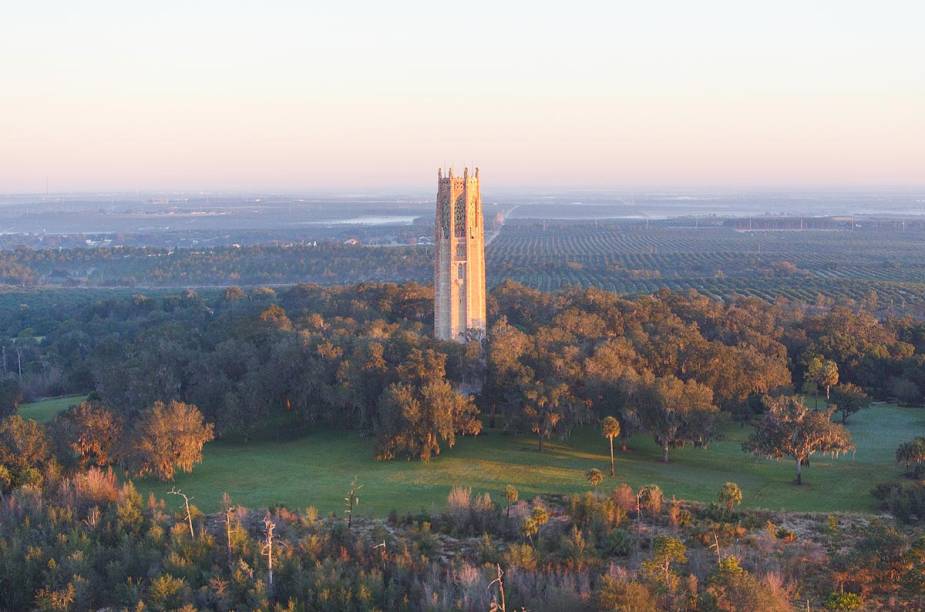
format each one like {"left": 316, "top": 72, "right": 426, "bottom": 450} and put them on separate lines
{"left": 167, "top": 488, "right": 195, "bottom": 539}
{"left": 262, "top": 512, "right": 277, "bottom": 592}
{"left": 344, "top": 476, "right": 362, "bottom": 528}
{"left": 222, "top": 492, "right": 236, "bottom": 564}
{"left": 488, "top": 564, "right": 507, "bottom": 612}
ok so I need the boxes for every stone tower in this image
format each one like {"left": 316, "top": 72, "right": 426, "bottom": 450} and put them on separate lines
{"left": 434, "top": 166, "right": 486, "bottom": 341}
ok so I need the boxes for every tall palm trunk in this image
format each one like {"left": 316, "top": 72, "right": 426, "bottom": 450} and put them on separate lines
{"left": 609, "top": 437, "right": 615, "bottom": 476}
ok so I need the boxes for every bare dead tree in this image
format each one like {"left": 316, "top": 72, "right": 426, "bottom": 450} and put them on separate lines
{"left": 84, "top": 506, "right": 101, "bottom": 529}
{"left": 262, "top": 512, "right": 276, "bottom": 593}
{"left": 167, "top": 488, "right": 195, "bottom": 539}
{"left": 709, "top": 531, "right": 722, "bottom": 567}
{"left": 488, "top": 564, "right": 507, "bottom": 612}
{"left": 344, "top": 476, "right": 362, "bottom": 529}
{"left": 222, "top": 492, "right": 236, "bottom": 565}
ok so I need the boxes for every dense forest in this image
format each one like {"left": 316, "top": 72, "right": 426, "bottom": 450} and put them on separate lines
{"left": 2, "top": 282, "right": 925, "bottom": 608}
{"left": 2, "top": 281, "right": 924, "bottom": 475}
{"left": 4, "top": 280, "right": 925, "bottom": 418}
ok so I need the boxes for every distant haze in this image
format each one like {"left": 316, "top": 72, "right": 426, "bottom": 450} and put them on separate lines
{"left": 2, "top": 1, "right": 924, "bottom": 193}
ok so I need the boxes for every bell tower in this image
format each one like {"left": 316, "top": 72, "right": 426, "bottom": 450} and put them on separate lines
{"left": 434, "top": 166, "right": 486, "bottom": 341}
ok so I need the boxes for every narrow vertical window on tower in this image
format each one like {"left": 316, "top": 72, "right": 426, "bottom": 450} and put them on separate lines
{"left": 455, "top": 197, "right": 466, "bottom": 237}
{"left": 441, "top": 198, "right": 451, "bottom": 238}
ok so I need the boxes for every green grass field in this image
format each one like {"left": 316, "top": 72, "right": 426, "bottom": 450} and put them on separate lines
{"left": 19, "top": 394, "right": 919, "bottom": 516}
{"left": 18, "top": 394, "right": 85, "bottom": 422}
{"left": 129, "top": 402, "right": 922, "bottom": 516}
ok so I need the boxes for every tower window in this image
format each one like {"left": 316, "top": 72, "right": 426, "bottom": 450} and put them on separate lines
{"left": 457, "top": 263, "right": 465, "bottom": 279}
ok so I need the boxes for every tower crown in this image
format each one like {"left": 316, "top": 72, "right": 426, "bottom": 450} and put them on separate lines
{"left": 437, "top": 166, "right": 480, "bottom": 185}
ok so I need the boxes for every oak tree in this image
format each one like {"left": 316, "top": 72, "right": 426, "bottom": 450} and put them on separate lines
{"left": 638, "top": 376, "right": 719, "bottom": 463}
{"left": 127, "top": 400, "right": 214, "bottom": 481}
{"left": 51, "top": 401, "right": 122, "bottom": 468}
{"left": 744, "top": 395, "right": 853, "bottom": 485}
{"left": 830, "top": 383, "right": 870, "bottom": 424}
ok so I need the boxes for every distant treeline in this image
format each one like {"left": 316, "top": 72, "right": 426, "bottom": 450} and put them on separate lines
{"left": 0, "top": 244, "right": 432, "bottom": 287}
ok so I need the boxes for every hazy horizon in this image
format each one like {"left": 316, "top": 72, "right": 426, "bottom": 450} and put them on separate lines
{"left": 3, "top": 183, "right": 925, "bottom": 198}
{"left": 3, "top": 1, "right": 924, "bottom": 193}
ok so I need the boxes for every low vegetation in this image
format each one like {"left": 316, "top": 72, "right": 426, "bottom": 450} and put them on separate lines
{"left": 1, "top": 469, "right": 923, "bottom": 610}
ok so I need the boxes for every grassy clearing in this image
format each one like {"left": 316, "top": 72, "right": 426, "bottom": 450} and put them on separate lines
{"left": 139, "top": 402, "right": 923, "bottom": 517}
{"left": 18, "top": 394, "right": 85, "bottom": 423}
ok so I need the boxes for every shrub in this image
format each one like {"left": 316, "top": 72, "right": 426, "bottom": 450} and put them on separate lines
{"left": 147, "top": 574, "right": 191, "bottom": 609}
{"left": 505, "top": 543, "right": 538, "bottom": 571}
{"left": 0, "top": 377, "right": 23, "bottom": 418}
{"left": 504, "top": 484, "right": 519, "bottom": 517}
{"left": 473, "top": 492, "right": 494, "bottom": 513}
{"left": 72, "top": 467, "right": 120, "bottom": 506}
{"left": 569, "top": 492, "right": 627, "bottom": 531}
{"left": 586, "top": 468, "right": 604, "bottom": 487}
{"left": 597, "top": 575, "right": 658, "bottom": 611}
{"left": 668, "top": 498, "right": 693, "bottom": 528}
{"left": 872, "top": 481, "right": 925, "bottom": 524}
{"left": 639, "top": 484, "right": 663, "bottom": 517}
{"left": 718, "top": 482, "right": 743, "bottom": 514}
{"left": 705, "top": 557, "right": 793, "bottom": 612}
{"left": 825, "top": 591, "right": 863, "bottom": 611}
{"left": 0, "top": 415, "right": 50, "bottom": 492}
{"left": 612, "top": 483, "right": 635, "bottom": 513}
{"left": 447, "top": 486, "right": 472, "bottom": 513}
{"left": 603, "top": 528, "right": 634, "bottom": 557}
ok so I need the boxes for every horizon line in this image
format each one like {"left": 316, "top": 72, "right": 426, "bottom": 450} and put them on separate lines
{"left": 2, "top": 184, "right": 925, "bottom": 198}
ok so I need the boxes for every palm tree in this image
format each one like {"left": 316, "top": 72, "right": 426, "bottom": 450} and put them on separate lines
{"left": 601, "top": 416, "right": 621, "bottom": 476}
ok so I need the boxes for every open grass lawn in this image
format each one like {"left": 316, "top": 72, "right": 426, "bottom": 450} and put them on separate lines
{"left": 18, "top": 394, "right": 85, "bottom": 422}
{"left": 138, "top": 402, "right": 924, "bottom": 516}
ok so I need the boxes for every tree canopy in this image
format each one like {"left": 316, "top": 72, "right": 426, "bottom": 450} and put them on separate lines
{"left": 744, "top": 396, "right": 854, "bottom": 484}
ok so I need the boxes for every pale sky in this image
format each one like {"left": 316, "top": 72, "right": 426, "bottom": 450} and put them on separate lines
{"left": 1, "top": 1, "right": 924, "bottom": 193}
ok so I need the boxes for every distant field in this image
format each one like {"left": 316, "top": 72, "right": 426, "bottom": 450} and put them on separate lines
{"left": 19, "top": 394, "right": 85, "bottom": 422}
{"left": 5, "top": 221, "right": 925, "bottom": 315}
{"left": 138, "top": 402, "right": 923, "bottom": 517}
{"left": 487, "top": 223, "right": 925, "bottom": 309}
